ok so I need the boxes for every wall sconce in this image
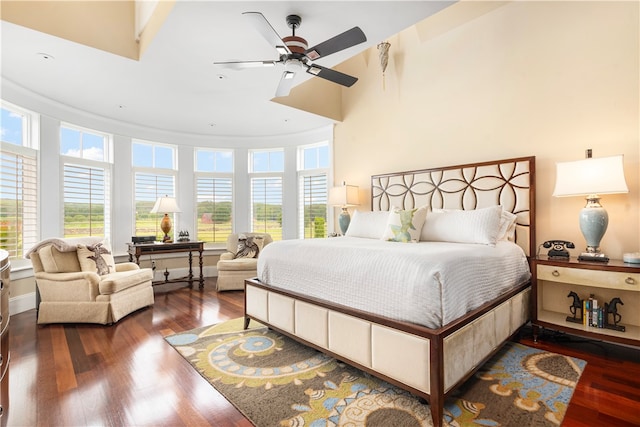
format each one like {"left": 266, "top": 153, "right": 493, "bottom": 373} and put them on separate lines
{"left": 328, "top": 183, "right": 360, "bottom": 235}
{"left": 553, "top": 150, "right": 628, "bottom": 262}
{"left": 377, "top": 41, "right": 390, "bottom": 90}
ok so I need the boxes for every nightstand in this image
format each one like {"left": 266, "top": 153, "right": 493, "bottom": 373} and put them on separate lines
{"left": 532, "top": 257, "right": 639, "bottom": 347}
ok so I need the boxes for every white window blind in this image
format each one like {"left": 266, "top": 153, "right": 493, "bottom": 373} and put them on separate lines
{"left": 0, "top": 151, "right": 37, "bottom": 258}
{"left": 134, "top": 173, "right": 175, "bottom": 238}
{"left": 299, "top": 173, "right": 327, "bottom": 239}
{"left": 196, "top": 176, "right": 232, "bottom": 243}
{"left": 251, "top": 177, "right": 282, "bottom": 240}
{"left": 63, "top": 163, "right": 110, "bottom": 238}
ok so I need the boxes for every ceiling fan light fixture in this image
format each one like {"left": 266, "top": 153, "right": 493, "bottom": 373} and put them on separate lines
{"left": 284, "top": 58, "right": 303, "bottom": 71}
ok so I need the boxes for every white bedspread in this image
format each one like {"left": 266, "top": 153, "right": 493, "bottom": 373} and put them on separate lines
{"left": 257, "top": 237, "right": 531, "bottom": 329}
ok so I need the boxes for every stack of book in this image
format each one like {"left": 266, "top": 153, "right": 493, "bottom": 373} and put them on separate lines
{"left": 583, "top": 294, "right": 604, "bottom": 328}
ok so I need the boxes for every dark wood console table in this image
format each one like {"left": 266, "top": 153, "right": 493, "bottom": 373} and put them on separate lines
{"left": 127, "top": 241, "right": 204, "bottom": 289}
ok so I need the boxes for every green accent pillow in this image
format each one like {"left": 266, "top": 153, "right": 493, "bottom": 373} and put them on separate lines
{"left": 382, "top": 206, "right": 428, "bottom": 243}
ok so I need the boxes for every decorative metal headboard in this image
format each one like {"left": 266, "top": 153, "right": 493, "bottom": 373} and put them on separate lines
{"left": 371, "top": 156, "right": 536, "bottom": 257}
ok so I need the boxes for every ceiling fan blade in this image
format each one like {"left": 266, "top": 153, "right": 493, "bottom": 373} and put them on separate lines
{"left": 306, "top": 64, "right": 358, "bottom": 87}
{"left": 243, "top": 12, "right": 291, "bottom": 55}
{"left": 305, "top": 27, "right": 366, "bottom": 61}
{"left": 274, "top": 70, "right": 296, "bottom": 97}
{"left": 214, "top": 60, "right": 277, "bottom": 70}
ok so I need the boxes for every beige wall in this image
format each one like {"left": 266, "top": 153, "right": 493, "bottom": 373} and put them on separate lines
{"left": 1, "top": 0, "right": 174, "bottom": 60}
{"left": 333, "top": 1, "right": 639, "bottom": 260}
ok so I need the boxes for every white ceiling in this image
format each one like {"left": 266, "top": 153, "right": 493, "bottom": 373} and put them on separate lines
{"left": 1, "top": 1, "right": 454, "bottom": 138}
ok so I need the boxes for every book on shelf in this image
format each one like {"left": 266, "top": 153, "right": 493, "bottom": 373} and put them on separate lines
{"left": 582, "top": 294, "right": 604, "bottom": 328}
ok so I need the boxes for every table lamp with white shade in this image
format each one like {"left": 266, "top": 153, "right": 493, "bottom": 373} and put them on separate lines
{"left": 328, "top": 183, "right": 360, "bottom": 235}
{"left": 150, "top": 195, "right": 181, "bottom": 243}
{"left": 552, "top": 150, "right": 628, "bottom": 262}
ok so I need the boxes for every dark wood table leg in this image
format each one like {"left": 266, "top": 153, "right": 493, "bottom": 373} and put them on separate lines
{"left": 198, "top": 248, "right": 204, "bottom": 289}
{"left": 188, "top": 251, "right": 194, "bottom": 289}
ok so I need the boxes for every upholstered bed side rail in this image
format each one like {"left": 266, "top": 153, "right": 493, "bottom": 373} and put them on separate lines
{"left": 443, "top": 287, "right": 531, "bottom": 391}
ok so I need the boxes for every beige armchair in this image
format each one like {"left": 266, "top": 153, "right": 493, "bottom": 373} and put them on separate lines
{"left": 27, "top": 237, "right": 154, "bottom": 325}
{"left": 216, "top": 232, "right": 273, "bottom": 291}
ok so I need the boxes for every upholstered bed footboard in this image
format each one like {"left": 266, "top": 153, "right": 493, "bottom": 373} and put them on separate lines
{"left": 244, "top": 279, "right": 530, "bottom": 426}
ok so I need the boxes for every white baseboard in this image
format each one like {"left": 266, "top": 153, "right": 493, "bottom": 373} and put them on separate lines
{"left": 10, "top": 292, "right": 36, "bottom": 316}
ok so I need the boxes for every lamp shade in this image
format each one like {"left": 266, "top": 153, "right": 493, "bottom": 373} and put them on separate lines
{"left": 150, "top": 196, "right": 181, "bottom": 214}
{"left": 328, "top": 185, "right": 360, "bottom": 207}
{"left": 553, "top": 155, "right": 628, "bottom": 197}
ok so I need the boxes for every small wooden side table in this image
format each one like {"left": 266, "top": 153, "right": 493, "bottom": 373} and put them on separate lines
{"left": 532, "top": 257, "right": 639, "bottom": 347}
{"left": 127, "top": 241, "right": 205, "bottom": 289}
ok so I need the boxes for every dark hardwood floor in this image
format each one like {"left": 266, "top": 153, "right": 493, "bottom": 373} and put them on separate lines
{"left": 7, "top": 279, "right": 640, "bottom": 426}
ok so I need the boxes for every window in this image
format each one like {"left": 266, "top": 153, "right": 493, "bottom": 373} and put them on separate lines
{"left": 60, "top": 124, "right": 111, "bottom": 238}
{"left": 249, "top": 149, "right": 283, "bottom": 240}
{"left": 132, "top": 140, "right": 177, "bottom": 239}
{"left": 0, "top": 104, "right": 38, "bottom": 258}
{"left": 298, "top": 143, "right": 329, "bottom": 239}
{"left": 195, "top": 149, "right": 233, "bottom": 243}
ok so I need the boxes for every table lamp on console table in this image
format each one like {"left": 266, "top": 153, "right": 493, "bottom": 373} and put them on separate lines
{"left": 552, "top": 150, "right": 628, "bottom": 262}
{"left": 150, "top": 195, "right": 181, "bottom": 243}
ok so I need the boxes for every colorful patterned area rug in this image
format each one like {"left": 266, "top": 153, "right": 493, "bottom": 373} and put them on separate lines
{"left": 165, "top": 318, "right": 586, "bottom": 426}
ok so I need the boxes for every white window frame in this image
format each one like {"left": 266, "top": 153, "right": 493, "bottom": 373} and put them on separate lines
{"left": 59, "top": 124, "right": 113, "bottom": 239}
{"left": 132, "top": 140, "right": 178, "bottom": 239}
{"left": 297, "top": 142, "right": 330, "bottom": 239}
{"left": 1, "top": 102, "right": 40, "bottom": 259}
{"left": 194, "top": 148, "right": 234, "bottom": 244}
{"left": 249, "top": 148, "right": 284, "bottom": 240}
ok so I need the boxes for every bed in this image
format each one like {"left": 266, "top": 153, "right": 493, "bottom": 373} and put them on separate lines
{"left": 244, "top": 156, "right": 536, "bottom": 427}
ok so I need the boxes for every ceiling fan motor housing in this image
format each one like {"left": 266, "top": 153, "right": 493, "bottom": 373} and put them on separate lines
{"left": 283, "top": 15, "right": 307, "bottom": 55}
{"left": 282, "top": 36, "right": 308, "bottom": 55}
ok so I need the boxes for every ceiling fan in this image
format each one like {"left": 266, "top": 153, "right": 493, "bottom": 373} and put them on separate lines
{"left": 214, "top": 12, "right": 367, "bottom": 97}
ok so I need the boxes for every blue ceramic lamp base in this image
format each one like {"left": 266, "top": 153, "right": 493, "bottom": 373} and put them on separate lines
{"left": 338, "top": 208, "right": 351, "bottom": 235}
{"left": 577, "top": 196, "right": 609, "bottom": 262}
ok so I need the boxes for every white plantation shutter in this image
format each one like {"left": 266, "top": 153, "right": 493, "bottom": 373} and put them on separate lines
{"left": 196, "top": 176, "right": 232, "bottom": 243}
{"left": 0, "top": 151, "right": 37, "bottom": 258}
{"left": 251, "top": 176, "right": 282, "bottom": 240}
{"left": 134, "top": 173, "right": 175, "bottom": 238}
{"left": 63, "top": 163, "right": 110, "bottom": 237}
{"left": 299, "top": 173, "right": 327, "bottom": 238}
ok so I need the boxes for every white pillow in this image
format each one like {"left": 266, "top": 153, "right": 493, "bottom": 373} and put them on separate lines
{"left": 419, "top": 205, "right": 502, "bottom": 246}
{"left": 382, "top": 206, "right": 428, "bottom": 243}
{"left": 497, "top": 209, "right": 518, "bottom": 241}
{"left": 345, "top": 210, "right": 390, "bottom": 239}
